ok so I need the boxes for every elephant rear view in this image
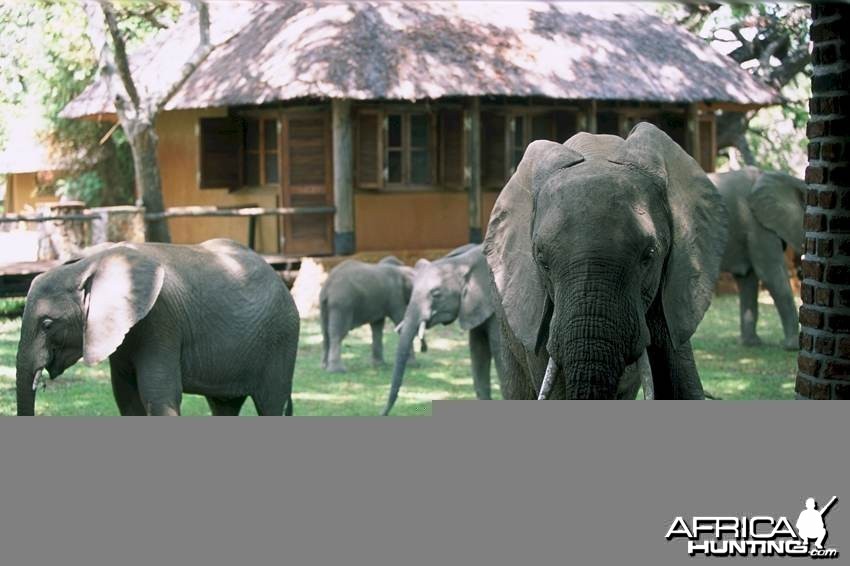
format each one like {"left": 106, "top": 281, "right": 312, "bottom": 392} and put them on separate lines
{"left": 319, "top": 256, "right": 414, "bottom": 372}
{"left": 16, "top": 239, "right": 299, "bottom": 415}
{"left": 382, "top": 244, "right": 505, "bottom": 415}
{"left": 709, "top": 167, "right": 806, "bottom": 350}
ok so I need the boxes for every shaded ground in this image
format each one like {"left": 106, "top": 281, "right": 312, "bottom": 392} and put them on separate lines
{"left": 0, "top": 293, "right": 796, "bottom": 415}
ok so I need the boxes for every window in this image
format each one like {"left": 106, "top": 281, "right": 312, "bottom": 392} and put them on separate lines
{"left": 385, "top": 112, "right": 433, "bottom": 187}
{"left": 198, "top": 117, "right": 242, "bottom": 190}
{"left": 243, "top": 117, "right": 280, "bottom": 186}
{"left": 482, "top": 109, "right": 578, "bottom": 188}
{"left": 356, "top": 109, "right": 440, "bottom": 190}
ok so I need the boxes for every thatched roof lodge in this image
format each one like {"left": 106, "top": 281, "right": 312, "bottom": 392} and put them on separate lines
{"left": 62, "top": 1, "right": 778, "bottom": 256}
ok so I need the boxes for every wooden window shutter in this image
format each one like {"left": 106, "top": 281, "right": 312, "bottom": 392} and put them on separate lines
{"left": 553, "top": 111, "right": 578, "bottom": 143}
{"left": 440, "top": 109, "right": 466, "bottom": 190}
{"left": 198, "top": 117, "right": 242, "bottom": 189}
{"left": 356, "top": 110, "right": 383, "bottom": 189}
{"left": 481, "top": 111, "right": 506, "bottom": 190}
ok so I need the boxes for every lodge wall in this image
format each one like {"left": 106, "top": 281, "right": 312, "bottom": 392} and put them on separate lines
{"left": 167, "top": 98, "right": 719, "bottom": 256}
{"left": 4, "top": 173, "right": 56, "bottom": 213}
{"left": 156, "top": 108, "right": 280, "bottom": 254}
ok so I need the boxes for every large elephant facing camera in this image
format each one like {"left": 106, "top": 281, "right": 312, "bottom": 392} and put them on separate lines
{"left": 381, "top": 244, "right": 505, "bottom": 415}
{"left": 16, "top": 239, "right": 299, "bottom": 416}
{"left": 709, "top": 167, "right": 806, "bottom": 350}
{"left": 484, "top": 123, "right": 728, "bottom": 400}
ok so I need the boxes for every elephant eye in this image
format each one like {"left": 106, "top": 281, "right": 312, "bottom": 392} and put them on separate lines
{"left": 537, "top": 256, "right": 550, "bottom": 272}
{"left": 430, "top": 289, "right": 441, "bottom": 298}
{"left": 642, "top": 245, "right": 657, "bottom": 264}
{"left": 41, "top": 318, "right": 53, "bottom": 331}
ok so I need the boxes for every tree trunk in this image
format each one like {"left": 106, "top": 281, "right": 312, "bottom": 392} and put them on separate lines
{"left": 128, "top": 124, "right": 170, "bottom": 242}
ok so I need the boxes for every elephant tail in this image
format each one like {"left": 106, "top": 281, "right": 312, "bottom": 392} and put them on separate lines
{"left": 320, "top": 297, "right": 329, "bottom": 348}
{"left": 284, "top": 395, "right": 294, "bottom": 416}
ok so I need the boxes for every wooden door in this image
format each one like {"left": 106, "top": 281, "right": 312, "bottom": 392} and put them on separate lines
{"left": 280, "top": 111, "right": 334, "bottom": 256}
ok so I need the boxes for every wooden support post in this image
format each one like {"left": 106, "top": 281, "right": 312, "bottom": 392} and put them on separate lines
{"left": 4, "top": 174, "right": 12, "bottom": 212}
{"left": 468, "top": 97, "right": 482, "bottom": 243}
{"left": 686, "top": 103, "right": 701, "bottom": 162}
{"left": 248, "top": 215, "right": 257, "bottom": 250}
{"left": 617, "top": 113, "right": 630, "bottom": 138}
{"left": 586, "top": 100, "right": 597, "bottom": 134}
{"left": 332, "top": 99, "right": 355, "bottom": 254}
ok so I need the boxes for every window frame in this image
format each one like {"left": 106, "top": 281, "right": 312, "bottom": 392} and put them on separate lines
{"left": 383, "top": 110, "right": 437, "bottom": 190}
{"left": 481, "top": 105, "right": 580, "bottom": 190}
{"left": 240, "top": 114, "right": 281, "bottom": 189}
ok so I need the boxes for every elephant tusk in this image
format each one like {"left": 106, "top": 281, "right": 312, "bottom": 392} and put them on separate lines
{"left": 639, "top": 350, "right": 654, "bottom": 400}
{"left": 538, "top": 358, "right": 558, "bottom": 400}
{"left": 417, "top": 321, "right": 428, "bottom": 353}
{"left": 32, "top": 369, "right": 43, "bottom": 392}
{"left": 395, "top": 322, "right": 403, "bottom": 333}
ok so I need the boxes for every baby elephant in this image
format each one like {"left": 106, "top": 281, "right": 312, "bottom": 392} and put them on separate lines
{"left": 320, "top": 256, "right": 414, "bottom": 372}
{"left": 16, "top": 239, "right": 299, "bottom": 416}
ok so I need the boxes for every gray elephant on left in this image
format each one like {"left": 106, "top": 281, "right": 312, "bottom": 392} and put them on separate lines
{"left": 16, "top": 239, "right": 300, "bottom": 416}
{"left": 319, "top": 256, "right": 414, "bottom": 373}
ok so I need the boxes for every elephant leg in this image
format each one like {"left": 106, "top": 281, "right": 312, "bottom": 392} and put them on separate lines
{"left": 326, "top": 311, "right": 349, "bottom": 373}
{"left": 469, "top": 326, "right": 492, "bottom": 400}
{"left": 648, "top": 339, "right": 705, "bottom": 400}
{"left": 321, "top": 312, "right": 329, "bottom": 370}
{"left": 252, "top": 340, "right": 297, "bottom": 416}
{"left": 109, "top": 356, "right": 145, "bottom": 415}
{"left": 735, "top": 271, "right": 762, "bottom": 347}
{"left": 134, "top": 348, "right": 182, "bottom": 416}
{"left": 206, "top": 396, "right": 246, "bottom": 416}
{"left": 370, "top": 320, "right": 385, "bottom": 366}
{"left": 499, "top": 344, "right": 536, "bottom": 400}
{"left": 755, "top": 258, "right": 799, "bottom": 350}
{"left": 485, "top": 317, "right": 506, "bottom": 399}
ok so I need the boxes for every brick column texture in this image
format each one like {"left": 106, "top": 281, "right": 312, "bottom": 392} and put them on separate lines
{"left": 797, "top": 4, "right": 850, "bottom": 399}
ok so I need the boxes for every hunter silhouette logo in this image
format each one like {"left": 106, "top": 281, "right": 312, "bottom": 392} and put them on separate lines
{"left": 665, "top": 496, "right": 839, "bottom": 558}
{"left": 797, "top": 497, "right": 836, "bottom": 552}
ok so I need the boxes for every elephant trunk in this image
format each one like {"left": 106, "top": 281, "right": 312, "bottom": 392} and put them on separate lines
{"left": 546, "top": 285, "right": 638, "bottom": 399}
{"left": 15, "top": 320, "right": 43, "bottom": 416}
{"left": 16, "top": 366, "right": 39, "bottom": 416}
{"left": 382, "top": 313, "right": 421, "bottom": 416}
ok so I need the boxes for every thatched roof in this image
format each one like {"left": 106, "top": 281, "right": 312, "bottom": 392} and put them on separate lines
{"left": 62, "top": 1, "right": 778, "bottom": 119}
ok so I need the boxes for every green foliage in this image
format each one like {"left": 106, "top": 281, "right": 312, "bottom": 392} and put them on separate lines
{"left": 659, "top": 3, "right": 811, "bottom": 177}
{"left": 0, "top": 294, "right": 796, "bottom": 415}
{"left": 0, "top": 1, "right": 177, "bottom": 206}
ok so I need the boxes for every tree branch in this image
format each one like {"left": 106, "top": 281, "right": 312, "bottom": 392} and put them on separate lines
{"left": 154, "top": 0, "right": 211, "bottom": 113}
{"left": 99, "top": 0, "right": 141, "bottom": 110}
{"left": 82, "top": 0, "right": 128, "bottom": 119}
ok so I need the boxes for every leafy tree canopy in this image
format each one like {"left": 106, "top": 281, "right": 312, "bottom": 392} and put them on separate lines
{"left": 659, "top": 2, "right": 811, "bottom": 176}
{"left": 0, "top": 1, "right": 177, "bottom": 206}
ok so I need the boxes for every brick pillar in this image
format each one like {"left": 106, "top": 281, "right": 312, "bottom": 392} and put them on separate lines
{"left": 797, "top": 4, "right": 850, "bottom": 399}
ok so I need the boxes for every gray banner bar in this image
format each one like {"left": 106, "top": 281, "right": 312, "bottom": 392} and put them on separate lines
{"left": 0, "top": 402, "right": 845, "bottom": 565}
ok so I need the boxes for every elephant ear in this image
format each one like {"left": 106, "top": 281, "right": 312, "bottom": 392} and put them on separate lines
{"left": 483, "top": 140, "right": 585, "bottom": 351}
{"left": 609, "top": 122, "right": 728, "bottom": 349}
{"left": 458, "top": 248, "right": 495, "bottom": 330}
{"left": 79, "top": 247, "right": 165, "bottom": 364}
{"left": 747, "top": 170, "right": 806, "bottom": 252}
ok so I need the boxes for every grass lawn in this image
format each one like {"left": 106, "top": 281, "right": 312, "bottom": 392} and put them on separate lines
{"left": 0, "top": 293, "right": 797, "bottom": 415}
